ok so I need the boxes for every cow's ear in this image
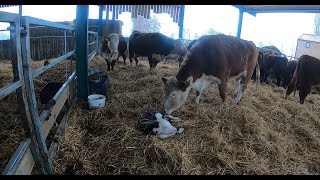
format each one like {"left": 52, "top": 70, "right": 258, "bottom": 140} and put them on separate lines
{"left": 162, "top": 77, "right": 168, "bottom": 84}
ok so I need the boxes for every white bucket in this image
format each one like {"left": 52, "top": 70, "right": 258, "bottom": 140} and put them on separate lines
{"left": 88, "top": 94, "right": 106, "bottom": 108}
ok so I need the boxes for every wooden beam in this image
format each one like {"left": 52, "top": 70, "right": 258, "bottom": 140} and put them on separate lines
{"left": 75, "top": 5, "right": 89, "bottom": 100}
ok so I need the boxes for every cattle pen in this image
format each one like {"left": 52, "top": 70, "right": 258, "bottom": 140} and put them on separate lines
{"left": 1, "top": 5, "right": 320, "bottom": 175}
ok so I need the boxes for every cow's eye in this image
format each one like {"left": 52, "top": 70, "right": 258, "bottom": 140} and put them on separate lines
{"left": 171, "top": 93, "right": 176, "bottom": 97}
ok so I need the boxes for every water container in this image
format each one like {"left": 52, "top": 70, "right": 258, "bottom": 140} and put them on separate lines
{"left": 88, "top": 94, "right": 106, "bottom": 108}
{"left": 88, "top": 69, "right": 110, "bottom": 100}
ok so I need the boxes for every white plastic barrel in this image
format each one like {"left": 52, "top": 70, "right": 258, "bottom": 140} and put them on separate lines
{"left": 88, "top": 94, "right": 106, "bottom": 108}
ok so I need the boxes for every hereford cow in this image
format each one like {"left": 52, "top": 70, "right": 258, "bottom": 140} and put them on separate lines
{"left": 128, "top": 30, "right": 189, "bottom": 70}
{"left": 260, "top": 54, "right": 289, "bottom": 87}
{"left": 285, "top": 55, "right": 320, "bottom": 104}
{"left": 101, "top": 33, "right": 127, "bottom": 71}
{"left": 161, "top": 34, "right": 260, "bottom": 115}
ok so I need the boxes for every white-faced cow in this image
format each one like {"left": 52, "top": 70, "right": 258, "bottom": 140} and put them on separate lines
{"left": 128, "top": 30, "right": 189, "bottom": 70}
{"left": 101, "top": 33, "right": 127, "bottom": 71}
{"left": 162, "top": 34, "right": 260, "bottom": 115}
{"left": 285, "top": 55, "right": 320, "bottom": 104}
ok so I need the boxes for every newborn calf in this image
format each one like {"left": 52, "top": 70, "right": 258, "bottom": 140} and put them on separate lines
{"left": 137, "top": 111, "right": 184, "bottom": 139}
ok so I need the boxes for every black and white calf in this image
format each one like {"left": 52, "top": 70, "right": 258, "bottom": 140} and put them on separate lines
{"left": 137, "top": 110, "right": 184, "bottom": 139}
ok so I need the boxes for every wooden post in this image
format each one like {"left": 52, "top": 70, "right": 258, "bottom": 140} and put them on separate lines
{"left": 75, "top": 5, "right": 89, "bottom": 100}
{"left": 98, "top": 5, "right": 103, "bottom": 55}
{"left": 178, "top": 5, "right": 185, "bottom": 39}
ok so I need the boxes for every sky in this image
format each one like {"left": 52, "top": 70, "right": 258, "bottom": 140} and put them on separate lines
{"left": 0, "top": 5, "right": 316, "bottom": 57}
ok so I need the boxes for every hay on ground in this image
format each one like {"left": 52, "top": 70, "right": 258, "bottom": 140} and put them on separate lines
{"left": 51, "top": 57, "right": 320, "bottom": 175}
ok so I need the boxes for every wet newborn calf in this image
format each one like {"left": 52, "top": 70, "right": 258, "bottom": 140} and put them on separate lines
{"left": 137, "top": 111, "right": 184, "bottom": 139}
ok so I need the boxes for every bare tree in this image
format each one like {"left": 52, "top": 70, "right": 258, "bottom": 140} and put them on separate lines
{"left": 131, "top": 14, "right": 160, "bottom": 33}
{"left": 207, "top": 28, "right": 223, "bottom": 35}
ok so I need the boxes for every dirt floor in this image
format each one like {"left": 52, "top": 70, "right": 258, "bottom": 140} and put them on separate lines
{"left": 48, "top": 56, "right": 320, "bottom": 175}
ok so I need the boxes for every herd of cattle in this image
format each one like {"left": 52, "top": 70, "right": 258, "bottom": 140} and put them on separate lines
{"left": 101, "top": 31, "right": 320, "bottom": 115}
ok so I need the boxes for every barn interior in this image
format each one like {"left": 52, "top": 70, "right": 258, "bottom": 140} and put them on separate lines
{"left": 0, "top": 5, "right": 320, "bottom": 175}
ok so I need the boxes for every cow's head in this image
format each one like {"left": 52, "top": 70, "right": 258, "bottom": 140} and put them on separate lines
{"left": 102, "top": 34, "right": 119, "bottom": 61}
{"left": 162, "top": 76, "right": 192, "bottom": 115}
{"left": 170, "top": 39, "right": 189, "bottom": 58}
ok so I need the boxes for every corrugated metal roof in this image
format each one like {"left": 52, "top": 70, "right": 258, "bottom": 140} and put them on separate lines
{"left": 298, "top": 34, "right": 320, "bottom": 43}
{"left": 233, "top": 5, "right": 320, "bottom": 16}
{"left": 102, "top": 5, "right": 182, "bottom": 23}
{"left": 0, "top": 5, "right": 17, "bottom": 9}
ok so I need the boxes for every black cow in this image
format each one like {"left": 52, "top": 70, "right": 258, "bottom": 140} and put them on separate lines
{"left": 260, "top": 54, "right": 289, "bottom": 87}
{"left": 128, "top": 31, "right": 189, "bottom": 70}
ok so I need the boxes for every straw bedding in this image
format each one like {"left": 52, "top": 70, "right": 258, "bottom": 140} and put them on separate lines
{"left": 1, "top": 56, "right": 320, "bottom": 174}
{"left": 0, "top": 59, "right": 75, "bottom": 172}
{"left": 50, "top": 57, "right": 320, "bottom": 175}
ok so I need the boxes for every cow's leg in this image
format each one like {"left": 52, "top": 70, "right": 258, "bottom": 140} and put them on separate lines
{"left": 234, "top": 78, "right": 243, "bottom": 104}
{"left": 134, "top": 57, "right": 139, "bottom": 66}
{"left": 122, "top": 54, "right": 127, "bottom": 65}
{"left": 218, "top": 79, "right": 227, "bottom": 103}
{"left": 235, "top": 72, "right": 251, "bottom": 104}
{"left": 276, "top": 75, "right": 281, "bottom": 87}
{"left": 130, "top": 58, "right": 133, "bottom": 66}
{"left": 111, "top": 60, "right": 116, "bottom": 71}
{"left": 106, "top": 60, "right": 111, "bottom": 71}
{"left": 299, "top": 84, "right": 311, "bottom": 104}
{"left": 195, "top": 90, "right": 203, "bottom": 106}
{"left": 285, "top": 79, "right": 296, "bottom": 99}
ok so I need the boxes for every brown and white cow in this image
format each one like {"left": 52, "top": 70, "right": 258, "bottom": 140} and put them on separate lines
{"left": 285, "top": 55, "right": 320, "bottom": 104}
{"left": 101, "top": 33, "right": 127, "bottom": 71}
{"left": 128, "top": 30, "right": 189, "bottom": 70}
{"left": 161, "top": 34, "right": 260, "bottom": 115}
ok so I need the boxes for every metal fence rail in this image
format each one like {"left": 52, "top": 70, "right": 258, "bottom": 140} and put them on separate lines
{"left": 1, "top": 12, "right": 99, "bottom": 175}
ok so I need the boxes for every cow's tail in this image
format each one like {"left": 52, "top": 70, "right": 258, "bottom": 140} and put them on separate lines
{"left": 255, "top": 60, "right": 260, "bottom": 85}
{"left": 293, "top": 57, "right": 302, "bottom": 97}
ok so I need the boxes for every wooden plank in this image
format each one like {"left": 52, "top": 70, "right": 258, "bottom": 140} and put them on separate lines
{"left": 41, "top": 85, "right": 69, "bottom": 138}
{"left": 2, "top": 138, "right": 31, "bottom": 175}
{"left": 14, "top": 147, "right": 34, "bottom": 175}
{"left": 25, "top": 16, "right": 74, "bottom": 30}
{"left": 32, "top": 51, "right": 74, "bottom": 78}
{"left": 0, "top": 81, "right": 22, "bottom": 100}
{"left": 48, "top": 95, "right": 76, "bottom": 159}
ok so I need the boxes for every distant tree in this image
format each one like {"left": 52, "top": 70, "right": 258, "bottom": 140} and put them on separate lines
{"left": 314, "top": 13, "right": 320, "bottom": 35}
{"left": 207, "top": 28, "right": 223, "bottom": 35}
{"left": 257, "top": 42, "right": 264, "bottom": 47}
{"left": 131, "top": 14, "right": 160, "bottom": 33}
